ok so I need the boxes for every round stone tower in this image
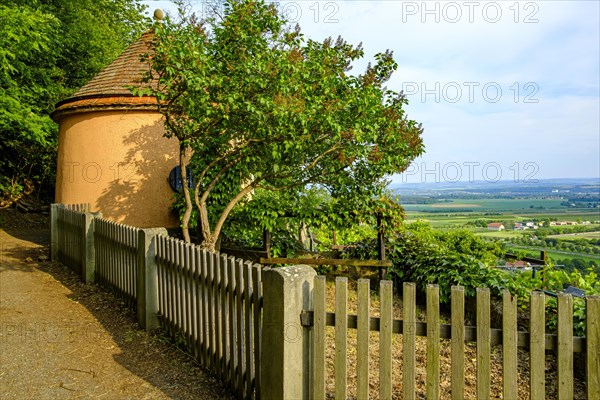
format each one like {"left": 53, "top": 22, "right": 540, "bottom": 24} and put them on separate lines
{"left": 52, "top": 28, "right": 179, "bottom": 228}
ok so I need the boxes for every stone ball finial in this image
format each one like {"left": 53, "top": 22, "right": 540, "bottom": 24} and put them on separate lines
{"left": 154, "top": 9, "right": 165, "bottom": 21}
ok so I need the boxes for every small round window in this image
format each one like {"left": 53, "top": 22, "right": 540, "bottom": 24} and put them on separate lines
{"left": 168, "top": 166, "right": 194, "bottom": 193}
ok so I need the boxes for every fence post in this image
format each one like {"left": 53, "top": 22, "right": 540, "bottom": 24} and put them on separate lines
{"left": 261, "top": 265, "right": 316, "bottom": 400}
{"left": 50, "top": 204, "right": 60, "bottom": 262}
{"left": 82, "top": 211, "right": 101, "bottom": 284}
{"left": 137, "top": 228, "right": 168, "bottom": 331}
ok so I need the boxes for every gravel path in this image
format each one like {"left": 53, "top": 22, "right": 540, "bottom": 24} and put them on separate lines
{"left": 0, "top": 221, "right": 234, "bottom": 400}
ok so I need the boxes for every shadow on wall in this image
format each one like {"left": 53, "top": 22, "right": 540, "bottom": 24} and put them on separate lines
{"left": 96, "top": 118, "right": 179, "bottom": 228}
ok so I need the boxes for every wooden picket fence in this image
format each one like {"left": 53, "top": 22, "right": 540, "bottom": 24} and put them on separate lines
{"left": 306, "top": 277, "right": 599, "bottom": 400}
{"left": 51, "top": 204, "right": 264, "bottom": 399}
{"left": 154, "top": 235, "right": 263, "bottom": 399}
{"left": 94, "top": 217, "right": 140, "bottom": 307}
{"left": 50, "top": 204, "right": 599, "bottom": 400}
{"left": 54, "top": 204, "right": 89, "bottom": 274}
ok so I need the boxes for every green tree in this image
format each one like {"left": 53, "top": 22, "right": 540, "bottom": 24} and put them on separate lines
{"left": 0, "top": 0, "right": 149, "bottom": 206}
{"left": 137, "top": 0, "right": 424, "bottom": 249}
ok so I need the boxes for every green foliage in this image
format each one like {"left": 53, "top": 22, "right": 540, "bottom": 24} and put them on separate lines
{"left": 346, "top": 222, "right": 508, "bottom": 303}
{"left": 0, "top": 5, "right": 60, "bottom": 203}
{"left": 313, "top": 223, "right": 376, "bottom": 251}
{"left": 221, "top": 187, "right": 404, "bottom": 257}
{"left": 348, "top": 220, "right": 599, "bottom": 336}
{"left": 537, "top": 266, "right": 599, "bottom": 337}
{"left": 136, "top": 0, "right": 424, "bottom": 248}
{"left": 222, "top": 188, "right": 309, "bottom": 257}
{"left": 0, "top": 1, "right": 149, "bottom": 205}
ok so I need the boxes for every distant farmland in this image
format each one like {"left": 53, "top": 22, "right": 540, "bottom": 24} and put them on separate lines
{"left": 402, "top": 198, "right": 566, "bottom": 212}
{"left": 548, "top": 231, "right": 600, "bottom": 240}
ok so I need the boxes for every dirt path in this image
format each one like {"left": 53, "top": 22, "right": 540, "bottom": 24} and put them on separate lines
{"left": 0, "top": 214, "right": 234, "bottom": 399}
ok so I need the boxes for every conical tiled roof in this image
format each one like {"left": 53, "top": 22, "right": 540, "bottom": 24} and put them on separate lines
{"left": 53, "top": 30, "right": 157, "bottom": 120}
{"left": 73, "top": 30, "right": 154, "bottom": 98}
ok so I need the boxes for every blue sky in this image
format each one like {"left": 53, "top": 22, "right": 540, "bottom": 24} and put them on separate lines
{"left": 142, "top": 1, "right": 599, "bottom": 183}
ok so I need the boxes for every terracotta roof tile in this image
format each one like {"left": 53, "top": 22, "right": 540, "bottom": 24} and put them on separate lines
{"left": 72, "top": 30, "right": 155, "bottom": 98}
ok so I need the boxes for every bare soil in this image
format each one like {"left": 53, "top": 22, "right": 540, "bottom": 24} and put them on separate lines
{"left": 0, "top": 208, "right": 234, "bottom": 400}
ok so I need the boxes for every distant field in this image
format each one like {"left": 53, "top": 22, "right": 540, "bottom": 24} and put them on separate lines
{"left": 429, "top": 203, "right": 481, "bottom": 208}
{"left": 476, "top": 230, "right": 523, "bottom": 239}
{"left": 547, "top": 231, "right": 600, "bottom": 240}
{"left": 401, "top": 196, "right": 600, "bottom": 268}
{"left": 505, "top": 245, "right": 600, "bottom": 263}
{"left": 402, "top": 198, "right": 568, "bottom": 212}
{"left": 404, "top": 199, "right": 599, "bottom": 225}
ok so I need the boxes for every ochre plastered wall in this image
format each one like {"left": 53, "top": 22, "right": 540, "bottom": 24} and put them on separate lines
{"left": 55, "top": 109, "right": 179, "bottom": 228}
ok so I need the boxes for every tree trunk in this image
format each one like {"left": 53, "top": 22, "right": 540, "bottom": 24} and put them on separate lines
{"left": 211, "top": 183, "right": 256, "bottom": 245}
{"left": 180, "top": 147, "right": 192, "bottom": 243}
{"left": 197, "top": 201, "right": 213, "bottom": 248}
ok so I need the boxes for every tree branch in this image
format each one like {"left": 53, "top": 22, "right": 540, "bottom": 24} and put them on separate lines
{"left": 211, "top": 180, "right": 259, "bottom": 246}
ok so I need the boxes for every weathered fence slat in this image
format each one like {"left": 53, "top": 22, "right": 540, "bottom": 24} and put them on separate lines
{"left": 124, "top": 225, "right": 129, "bottom": 300}
{"left": 334, "top": 277, "right": 348, "bottom": 400}
{"left": 224, "top": 257, "right": 237, "bottom": 386}
{"left": 179, "top": 243, "right": 186, "bottom": 342}
{"left": 403, "top": 282, "right": 416, "bottom": 400}
{"left": 117, "top": 225, "right": 123, "bottom": 300}
{"left": 172, "top": 238, "right": 179, "bottom": 331}
{"left": 502, "top": 290, "right": 518, "bottom": 400}
{"left": 124, "top": 227, "right": 129, "bottom": 297}
{"left": 132, "top": 227, "right": 137, "bottom": 298}
{"left": 156, "top": 236, "right": 164, "bottom": 323}
{"left": 208, "top": 252, "right": 216, "bottom": 372}
{"left": 160, "top": 234, "right": 168, "bottom": 324}
{"left": 163, "top": 237, "right": 170, "bottom": 334}
{"left": 201, "top": 250, "right": 209, "bottom": 367}
{"left": 220, "top": 254, "right": 229, "bottom": 384}
{"left": 557, "top": 293, "right": 573, "bottom": 400}
{"left": 105, "top": 221, "right": 112, "bottom": 290}
{"left": 530, "top": 291, "right": 545, "bottom": 399}
{"left": 122, "top": 225, "right": 128, "bottom": 300}
{"left": 244, "top": 261, "right": 254, "bottom": 399}
{"left": 186, "top": 244, "right": 194, "bottom": 348}
{"left": 356, "top": 279, "right": 370, "bottom": 400}
{"left": 214, "top": 253, "right": 223, "bottom": 382}
{"left": 177, "top": 241, "right": 185, "bottom": 333}
{"left": 426, "top": 284, "right": 440, "bottom": 400}
{"left": 193, "top": 248, "right": 202, "bottom": 361}
{"left": 313, "top": 275, "right": 326, "bottom": 400}
{"left": 170, "top": 239, "right": 177, "bottom": 330}
{"left": 189, "top": 246, "right": 198, "bottom": 357}
{"left": 227, "top": 256, "right": 237, "bottom": 388}
{"left": 168, "top": 238, "right": 177, "bottom": 338}
{"left": 123, "top": 226, "right": 128, "bottom": 298}
{"left": 476, "top": 287, "right": 491, "bottom": 400}
{"left": 379, "top": 280, "right": 393, "bottom": 400}
{"left": 235, "top": 259, "right": 245, "bottom": 398}
{"left": 451, "top": 286, "right": 465, "bottom": 400}
{"left": 114, "top": 222, "right": 120, "bottom": 297}
{"left": 94, "top": 220, "right": 101, "bottom": 284}
{"left": 252, "top": 264, "right": 262, "bottom": 399}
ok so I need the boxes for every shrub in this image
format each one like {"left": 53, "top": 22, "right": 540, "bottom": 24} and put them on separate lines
{"left": 346, "top": 222, "right": 510, "bottom": 303}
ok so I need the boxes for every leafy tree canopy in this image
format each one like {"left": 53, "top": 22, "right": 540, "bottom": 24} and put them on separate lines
{"left": 136, "top": 0, "right": 424, "bottom": 250}
{"left": 0, "top": 0, "right": 149, "bottom": 206}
